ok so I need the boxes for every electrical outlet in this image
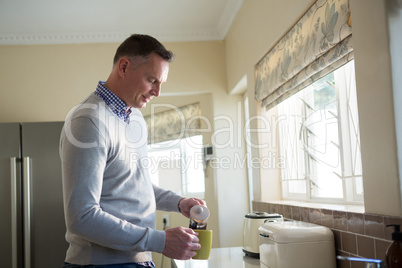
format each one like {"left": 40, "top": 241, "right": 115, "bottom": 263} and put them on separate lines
{"left": 163, "top": 214, "right": 170, "bottom": 228}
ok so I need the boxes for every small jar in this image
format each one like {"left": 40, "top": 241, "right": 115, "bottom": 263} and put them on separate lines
{"left": 189, "top": 205, "right": 209, "bottom": 230}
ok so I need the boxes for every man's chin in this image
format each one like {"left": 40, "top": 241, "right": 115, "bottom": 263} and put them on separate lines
{"left": 138, "top": 102, "right": 147, "bottom": 109}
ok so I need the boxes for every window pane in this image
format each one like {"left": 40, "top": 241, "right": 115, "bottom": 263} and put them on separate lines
{"left": 309, "top": 171, "right": 343, "bottom": 199}
{"left": 182, "top": 135, "right": 205, "bottom": 194}
{"left": 278, "top": 95, "right": 306, "bottom": 182}
{"left": 148, "top": 135, "right": 205, "bottom": 197}
{"left": 277, "top": 60, "right": 363, "bottom": 203}
{"left": 355, "top": 177, "right": 363, "bottom": 195}
{"left": 336, "top": 61, "right": 363, "bottom": 200}
{"left": 148, "top": 148, "right": 181, "bottom": 191}
{"left": 302, "top": 74, "right": 343, "bottom": 199}
{"left": 288, "top": 180, "right": 307, "bottom": 194}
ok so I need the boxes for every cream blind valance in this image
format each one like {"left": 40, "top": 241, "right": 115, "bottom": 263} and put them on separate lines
{"left": 144, "top": 102, "right": 201, "bottom": 144}
{"left": 255, "top": 0, "right": 353, "bottom": 110}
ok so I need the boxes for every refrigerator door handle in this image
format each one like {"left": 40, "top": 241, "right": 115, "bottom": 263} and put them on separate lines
{"left": 10, "top": 157, "right": 18, "bottom": 268}
{"left": 23, "top": 157, "right": 31, "bottom": 268}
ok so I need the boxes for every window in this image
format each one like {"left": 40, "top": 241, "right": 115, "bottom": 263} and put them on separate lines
{"left": 277, "top": 60, "right": 363, "bottom": 203}
{"left": 147, "top": 135, "right": 205, "bottom": 198}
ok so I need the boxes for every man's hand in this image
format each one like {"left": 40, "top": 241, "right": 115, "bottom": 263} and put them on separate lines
{"left": 178, "top": 198, "right": 206, "bottom": 218}
{"left": 162, "top": 226, "right": 201, "bottom": 260}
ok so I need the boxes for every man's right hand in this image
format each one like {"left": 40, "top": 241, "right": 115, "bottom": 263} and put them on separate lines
{"left": 162, "top": 226, "right": 201, "bottom": 260}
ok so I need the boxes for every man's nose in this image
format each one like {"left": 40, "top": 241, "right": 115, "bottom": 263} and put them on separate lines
{"left": 151, "top": 84, "right": 161, "bottom": 97}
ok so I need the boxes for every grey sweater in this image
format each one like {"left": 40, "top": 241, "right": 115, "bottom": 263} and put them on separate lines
{"left": 60, "top": 93, "right": 183, "bottom": 265}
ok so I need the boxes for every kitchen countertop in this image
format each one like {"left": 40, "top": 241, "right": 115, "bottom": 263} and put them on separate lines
{"left": 171, "top": 247, "right": 260, "bottom": 268}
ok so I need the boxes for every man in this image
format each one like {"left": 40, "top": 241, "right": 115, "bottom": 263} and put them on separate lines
{"left": 60, "top": 34, "right": 204, "bottom": 268}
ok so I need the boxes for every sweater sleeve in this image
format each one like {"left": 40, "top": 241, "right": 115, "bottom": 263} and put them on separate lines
{"left": 153, "top": 184, "right": 183, "bottom": 212}
{"left": 60, "top": 116, "right": 165, "bottom": 253}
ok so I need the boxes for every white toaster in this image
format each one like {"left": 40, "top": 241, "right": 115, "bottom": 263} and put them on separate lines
{"left": 242, "top": 212, "right": 283, "bottom": 258}
{"left": 258, "top": 220, "right": 336, "bottom": 268}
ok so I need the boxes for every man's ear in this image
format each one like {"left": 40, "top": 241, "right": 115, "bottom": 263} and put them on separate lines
{"left": 117, "top": 57, "right": 130, "bottom": 78}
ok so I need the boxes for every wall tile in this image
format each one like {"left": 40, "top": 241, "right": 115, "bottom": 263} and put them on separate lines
{"left": 365, "top": 214, "right": 385, "bottom": 239}
{"left": 334, "top": 210, "right": 348, "bottom": 231}
{"left": 283, "top": 205, "right": 292, "bottom": 219}
{"left": 277, "top": 204, "right": 284, "bottom": 217}
{"left": 375, "top": 239, "right": 391, "bottom": 261}
{"left": 252, "top": 201, "right": 262, "bottom": 212}
{"left": 309, "top": 208, "right": 322, "bottom": 224}
{"left": 269, "top": 203, "right": 277, "bottom": 214}
{"left": 292, "top": 206, "right": 301, "bottom": 221}
{"left": 332, "top": 229, "right": 342, "bottom": 250}
{"left": 342, "top": 232, "right": 357, "bottom": 254}
{"left": 357, "top": 235, "right": 375, "bottom": 258}
{"left": 300, "top": 207, "right": 310, "bottom": 222}
{"left": 261, "top": 202, "right": 270, "bottom": 213}
{"left": 349, "top": 257, "right": 366, "bottom": 268}
{"left": 348, "top": 213, "right": 364, "bottom": 234}
{"left": 336, "top": 251, "right": 351, "bottom": 268}
{"left": 375, "top": 239, "right": 392, "bottom": 261}
{"left": 322, "top": 209, "right": 334, "bottom": 228}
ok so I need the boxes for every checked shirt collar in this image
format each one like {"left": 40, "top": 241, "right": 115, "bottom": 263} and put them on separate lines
{"left": 94, "top": 81, "right": 132, "bottom": 124}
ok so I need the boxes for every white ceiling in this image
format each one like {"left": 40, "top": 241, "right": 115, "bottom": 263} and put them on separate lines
{"left": 0, "top": 0, "right": 243, "bottom": 45}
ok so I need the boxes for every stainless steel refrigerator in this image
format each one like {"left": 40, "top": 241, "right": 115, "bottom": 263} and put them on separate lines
{"left": 0, "top": 122, "right": 68, "bottom": 268}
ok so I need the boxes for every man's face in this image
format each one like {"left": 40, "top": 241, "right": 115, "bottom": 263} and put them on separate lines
{"left": 122, "top": 53, "right": 169, "bottom": 109}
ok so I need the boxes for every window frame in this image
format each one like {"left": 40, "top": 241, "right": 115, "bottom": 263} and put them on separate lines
{"left": 277, "top": 61, "right": 363, "bottom": 205}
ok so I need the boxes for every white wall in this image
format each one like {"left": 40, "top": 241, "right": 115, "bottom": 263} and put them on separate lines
{"left": 386, "top": 0, "right": 402, "bottom": 214}
{"left": 350, "top": 0, "right": 401, "bottom": 216}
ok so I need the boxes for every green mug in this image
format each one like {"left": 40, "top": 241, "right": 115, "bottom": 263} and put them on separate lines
{"left": 192, "top": 229, "right": 213, "bottom": 260}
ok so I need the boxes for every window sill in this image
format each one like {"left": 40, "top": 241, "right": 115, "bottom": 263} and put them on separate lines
{"left": 259, "top": 200, "right": 364, "bottom": 214}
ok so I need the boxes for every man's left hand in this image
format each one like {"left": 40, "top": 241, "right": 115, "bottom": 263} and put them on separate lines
{"left": 178, "top": 198, "right": 206, "bottom": 218}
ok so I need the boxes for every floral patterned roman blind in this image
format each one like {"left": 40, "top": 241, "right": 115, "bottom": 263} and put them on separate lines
{"left": 144, "top": 102, "right": 201, "bottom": 144}
{"left": 255, "top": 0, "right": 353, "bottom": 110}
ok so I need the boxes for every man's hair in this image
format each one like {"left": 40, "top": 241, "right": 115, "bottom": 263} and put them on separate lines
{"left": 113, "top": 34, "right": 174, "bottom": 66}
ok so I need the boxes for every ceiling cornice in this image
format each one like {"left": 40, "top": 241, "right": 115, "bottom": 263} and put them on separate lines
{"left": 0, "top": 0, "right": 243, "bottom": 45}
{"left": 0, "top": 30, "right": 224, "bottom": 45}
